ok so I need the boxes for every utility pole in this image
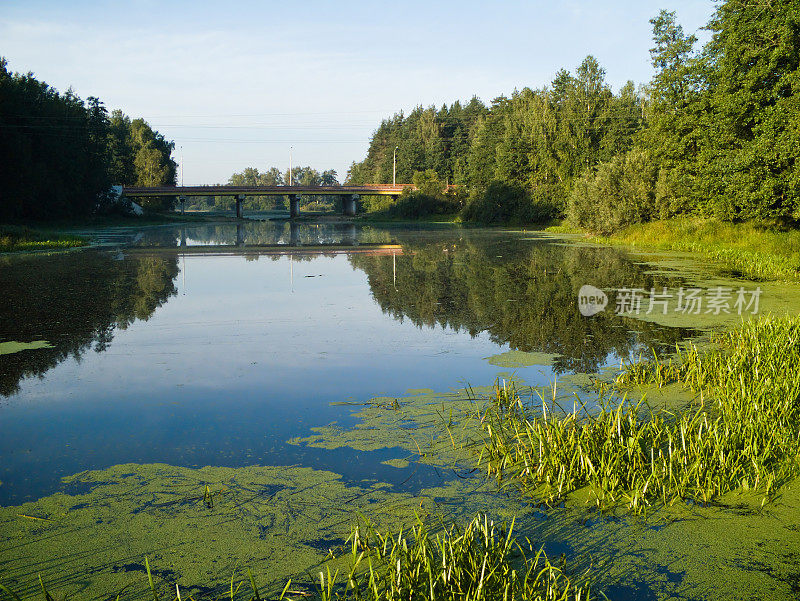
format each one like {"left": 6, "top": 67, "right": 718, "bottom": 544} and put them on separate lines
{"left": 289, "top": 146, "right": 293, "bottom": 187}
{"left": 393, "top": 146, "right": 398, "bottom": 186}
{"left": 180, "top": 146, "right": 184, "bottom": 186}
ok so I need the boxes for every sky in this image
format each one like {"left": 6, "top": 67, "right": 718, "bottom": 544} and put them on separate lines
{"left": 1, "top": 1, "right": 716, "bottom": 185}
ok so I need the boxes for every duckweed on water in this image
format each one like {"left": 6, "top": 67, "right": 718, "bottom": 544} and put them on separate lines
{"left": 1, "top": 515, "right": 594, "bottom": 601}
{"left": 479, "top": 315, "right": 800, "bottom": 510}
{"left": 0, "top": 341, "right": 53, "bottom": 356}
{"left": 484, "top": 351, "right": 558, "bottom": 369}
{"left": 0, "top": 462, "right": 532, "bottom": 601}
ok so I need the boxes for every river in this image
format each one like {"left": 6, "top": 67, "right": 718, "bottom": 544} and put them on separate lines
{"left": 1, "top": 221, "right": 798, "bottom": 600}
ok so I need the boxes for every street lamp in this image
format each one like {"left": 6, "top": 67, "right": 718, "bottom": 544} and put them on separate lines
{"left": 393, "top": 146, "right": 398, "bottom": 186}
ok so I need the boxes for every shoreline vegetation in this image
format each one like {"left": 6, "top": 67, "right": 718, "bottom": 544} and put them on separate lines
{"left": 580, "top": 218, "right": 800, "bottom": 282}
{"left": 345, "top": 0, "right": 799, "bottom": 256}
{"left": 479, "top": 315, "right": 800, "bottom": 511}
{"left": 0, "top": 225, "right": 87, "bottom": 253}
{"left": 543, "top": 217, "right": 800, "bottom": 283}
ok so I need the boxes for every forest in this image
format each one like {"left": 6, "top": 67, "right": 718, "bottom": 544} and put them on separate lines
{"left": 0, "top": 58, "right": 177, "bottom": 220}
{"left": 347, "top": 1, "right": 800, "bottom": 232}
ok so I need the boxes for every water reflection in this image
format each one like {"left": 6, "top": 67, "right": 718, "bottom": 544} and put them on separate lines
{"left": 0, "top": 222, "right": 698, "bottom": 505}
{"left": 132, "top": 221, "right": 392, "bottom": 248}
{"left": 350, "top": 232, "right": 694, "bottom": 373}
{"left": 0, "top": 252, "right": 178, "bottom": 396}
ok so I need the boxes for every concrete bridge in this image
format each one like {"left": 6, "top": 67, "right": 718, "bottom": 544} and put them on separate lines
{"left": 121, "top": 184, "right": 417, "bottom": 218}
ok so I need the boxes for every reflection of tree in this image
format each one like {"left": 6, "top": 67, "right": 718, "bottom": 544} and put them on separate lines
{"left": 350, "top": 235, "right": 694, "bottom": 373}
{"left": 0, "top": 252, "right": 178, "bottom": 396}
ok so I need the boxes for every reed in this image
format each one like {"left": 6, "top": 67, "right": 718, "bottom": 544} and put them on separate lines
{"left": 478, "top": 315, "right": 800, "bottom": 510}
{"left": 317, "top": 514, "right": 593, "bottom": 601}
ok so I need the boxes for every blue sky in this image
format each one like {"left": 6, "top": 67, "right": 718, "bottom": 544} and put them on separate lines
{"left": 1, "top": 1, "right": 716, "bottom": 185}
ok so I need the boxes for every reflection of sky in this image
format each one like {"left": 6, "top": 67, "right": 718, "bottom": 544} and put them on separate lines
{"left": 0, "top": 252, "right": 557, "bottom": 505}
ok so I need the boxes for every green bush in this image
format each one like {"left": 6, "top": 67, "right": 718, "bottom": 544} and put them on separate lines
{"left": 382, "top": 189, "right": 461, "bottom": 218}
{"left": 362, "top": 169, "right": 463, "bottom": 218}
{"left": 461, "top": 180, "right": 559, "bottom": 224}
{"left": 567, "top": 148, "right": 658, "bottom": 234}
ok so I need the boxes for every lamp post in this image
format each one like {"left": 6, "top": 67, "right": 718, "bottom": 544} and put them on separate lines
{"left": 289, "top": 146, "right": 293, "bottom": 186}
{"left": 393, "top": 146, "right": 398, "bottom": 186}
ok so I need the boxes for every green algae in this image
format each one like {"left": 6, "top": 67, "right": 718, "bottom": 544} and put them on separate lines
{"left": 380, "top": 458, "right": 410, "bottom": 469}
{"left": 0, "top": 341, "right": 53, "bottom": 355}
{"left": 561, "top": 481, "right": 800, "bottom": 600}
{"left": 484, "top": 349, "right": 558, "bottom": 368}
{"left": 0, "top": 462, "right": 531, "bottom": 601}
{"left": 4, "top": 228, "right": 800, "bottom": 601}
{"left": 287, "top": 386, "right": 496, "bottom": 467}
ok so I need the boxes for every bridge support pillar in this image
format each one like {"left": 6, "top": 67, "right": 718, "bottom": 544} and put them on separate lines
{"left": 289, "top": 221, "right": 300, "bottom": 246}
{"left": 236, "top": 223, "right": 244, "bottom": 246}
{"left": 342, "top": 194, "right": 359, "bottom": 217}
{"left": 289, "top": 195, "right": 301, "bottom": 219}
{"left": 179, "top": 196, "right": 186, "bottom": 215}
{"left": 235, "top": 194, "right": 245, "bottom": 219}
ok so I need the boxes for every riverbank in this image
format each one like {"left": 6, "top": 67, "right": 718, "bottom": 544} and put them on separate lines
{"left": 570, "top": 218, "right": 800, "bottom": 282}
{"left": 0, "top": 225, "right": 87, "bottom": 252}
{"left": 0, "top": 212, "right": 245, "bottom": 253}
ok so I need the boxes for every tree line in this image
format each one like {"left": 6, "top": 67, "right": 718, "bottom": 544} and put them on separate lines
{"left": 189, "top": 166, "right": 340, "bottom": 211}
{"left": 347, "top": 0, "right": 800, "bottom": 232}
{"left": 0, "top": 57, "right": 177, "bottom": 220}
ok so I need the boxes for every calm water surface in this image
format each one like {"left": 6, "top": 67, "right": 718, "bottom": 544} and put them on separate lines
{"left": 5, "top": 221, "right": 799, "bottom": 600}
{"left": 0, "top": 222, "right": 695, "bottom": 506}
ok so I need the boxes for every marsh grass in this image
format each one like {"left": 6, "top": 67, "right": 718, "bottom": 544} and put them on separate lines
{"left": 478, "top": 315, "right": 800, "bottom": 510}
{"left": 591, "top": 218, "right": 800, "bottom": 281}
{"left": 0, "top": 225, "right": 86, "bottom": 252}
{"left": 317, "top": 514, "right": 593, "bottom": 601}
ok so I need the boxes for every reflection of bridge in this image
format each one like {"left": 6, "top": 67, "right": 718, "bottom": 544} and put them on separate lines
{"left": 121, "top": 184, "right": 417, "bottom": 218}
{"left": 123, "top": 221, "right": 403, "bottom": 254}
{"left": 177, "top": 221, "right": 393, "bottom": 250}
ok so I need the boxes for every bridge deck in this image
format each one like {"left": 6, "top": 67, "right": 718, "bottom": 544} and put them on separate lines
{"left": 122, "top": 185, "right": 415, "bottom": 197}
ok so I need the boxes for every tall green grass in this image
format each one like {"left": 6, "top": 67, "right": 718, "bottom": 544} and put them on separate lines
{"left": 478, "top": 315, "right": 800, "bottom": 510}
{"left": 591, "top": 218, "right": 800, "bottom": 281}
{"left": 318, "top": 514, "right": 593, "bottom": 601}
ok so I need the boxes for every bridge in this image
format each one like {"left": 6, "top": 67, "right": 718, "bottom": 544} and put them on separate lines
{"left": 121, "top": 184, "right": 417, "bottom": 218}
